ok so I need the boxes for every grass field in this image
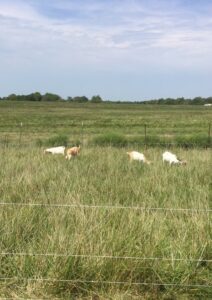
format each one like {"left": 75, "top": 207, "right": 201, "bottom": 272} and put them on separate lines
{"left": 0, "top": 101, "right": 211, "bottom": 147}
{"left": 0, "top": 101, "right": 211, "bottom": 299}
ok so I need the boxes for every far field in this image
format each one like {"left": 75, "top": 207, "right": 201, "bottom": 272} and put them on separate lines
{"left": 0, "top": 101, "right": 211, "bottom": 147}
{"left": 0, "top": 101, "right": 211, "bottom": 299}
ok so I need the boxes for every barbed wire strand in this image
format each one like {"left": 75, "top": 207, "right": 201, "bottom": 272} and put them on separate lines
{"left": 0, "top": 252, "right": 211, "bottom": 263}
{"left": 0, "top": 298, "right": 61, "bottom": 300}
{"left": 0, "top": 298, "right": 52, "bottom": 300}
{"left": 0, "top": 297, "right": 62, "bottom": 300}
{"left": 0, "top": 277, "right": 211, "bottom": 288}
{"left": 0, "top": 202, "right": 211, "bottom": 213}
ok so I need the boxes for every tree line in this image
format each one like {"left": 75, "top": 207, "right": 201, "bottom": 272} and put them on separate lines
{"left": 112, "top": 97, "right": 212, "bottom": 105}
{"left": 140, "top": 97, "right": 212, "bottom": 105}
{"left": 0, "top": 93, "right": 103, "bottom": 103}
{"left": 0, "top": 93, "right": 212, "bottom": 104}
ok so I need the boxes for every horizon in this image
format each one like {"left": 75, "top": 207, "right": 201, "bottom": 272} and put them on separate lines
{"left": 1, "top": 0, "right": 212, "bottom": 100}
{"left": 1, "top": 92, "right": 212, "bottom": 103}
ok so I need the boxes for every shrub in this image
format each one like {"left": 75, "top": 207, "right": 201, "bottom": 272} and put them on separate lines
{"left": 175, "top": 135, "right": 210, "bottom": 148}
{"left": 36, "top": 134, "right": 69, "bottom": 148}
{"left": 46, "top": 134, "right": 69, "bottom": 147}
{"left": 35, "top": 138, "right": 43, "bottom": 147}
{"left": 93, "top": 133, "right": 127, "bottom": 147}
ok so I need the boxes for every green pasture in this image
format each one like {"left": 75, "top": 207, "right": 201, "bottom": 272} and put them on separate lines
{"left": 0, "top": 101, "right": 211, "bottom": 299}
{"left": 0, "top": 147, "right": 211, "bottom": 299}
{"left": 0, "top": 101, "right": 211, "bottom": 147}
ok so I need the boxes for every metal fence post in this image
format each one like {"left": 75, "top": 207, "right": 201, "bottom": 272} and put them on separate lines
{"left": 19, "top": 122, "right": 23, "bottom": 146}
{"left": 144, "top": 124, "right": 147, "bottom": 148}
{"left": 208, "top": 123, "right": 211, "bottom": 147}
{"left": 81, "top": 121, "right": 84, "bottom": 146}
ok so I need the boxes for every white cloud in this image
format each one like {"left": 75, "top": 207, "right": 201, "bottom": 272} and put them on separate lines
{"left": 1, "top": 0, "right": 212, "bottom": 71}
{"left": 0, "top": 0, "right": 42, "bottom": 21}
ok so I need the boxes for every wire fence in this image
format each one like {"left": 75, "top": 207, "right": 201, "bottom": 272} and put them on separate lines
{"left": 1, "top": 139, "right": 212, "bottom": 149}
{"left": 0, "top": 298, "right": 68, "bottom": 300}
{"left": 0, "top": 277, "right": 211, "bottom": 288}
{"left": 0, "top": 298, "right": 61, "bottom": 300}
{"left": 0, "top": 201, "right": 211, "bottom": 295}
{"left": 0, "top": 252, "right": 211, "bottom": 263}
{"left": 0, "top": 120, "right": 211, "bottom": 298}
{"left": 0, "top": 202, "right": 211, "bottom": 213}
{"left": 0, "top": 122, "right": 211, "bottom": 149}
{"left": 0, "top": 299, "right": 52, "bottom": 300}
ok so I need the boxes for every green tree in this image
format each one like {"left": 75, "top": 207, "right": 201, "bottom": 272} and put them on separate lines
{"left": 90, "top": 95, "right": 103, "bottom": 103}
{"left": 72, "top": 96, "right": 89, "bottom": 103}
{"left": 25, "top": 92, "right": 42, "bottom": 101}
{"left": 41, "top": 93, "right": 61, "bottom": 101}
{"left": 206, "top": 97, "right": 212, "bottom": 104}
{"left": 32, "top": 92, "right": 42, "bottom": 101}
{"left": 7, "top": 94, "right": 17, "bottom": 101}
{"left": 192, "top": 97, "right": 204, "bottom": 105}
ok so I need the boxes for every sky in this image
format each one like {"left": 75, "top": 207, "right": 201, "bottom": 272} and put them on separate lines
{"left": 1, "top": 0, "right": 212, "bottom": 101}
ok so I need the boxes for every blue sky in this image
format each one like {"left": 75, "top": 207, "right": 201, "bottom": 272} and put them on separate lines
{"left": 0, "top": 0, "right": 212, "bottom": 100}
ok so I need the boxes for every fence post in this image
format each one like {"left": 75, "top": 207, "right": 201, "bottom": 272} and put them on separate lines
{"left": 19, "top": 122, "right": 23, "bottom": 146}
{"left": 4, "top": 134, "right": 9, "bottom": 148}
{"left": 144, "top": 124, "right": 147, "bottom": 148}
{"left": 208, "top": 123, "right": 211, "bottom": 147}
{"left": 81, "top": 121, "right": 84, "bottom": 146}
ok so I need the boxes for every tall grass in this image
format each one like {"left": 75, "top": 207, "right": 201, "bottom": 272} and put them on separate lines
{"left": 36, "top": 134, "right": 69, "bottom": 147}
{"left": 0, "top": 146, "right": 211, "bottom": 299}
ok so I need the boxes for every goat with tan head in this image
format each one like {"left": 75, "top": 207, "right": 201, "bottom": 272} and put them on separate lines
{"left": 65, "top": 146, "right": 81, "bottom": 160}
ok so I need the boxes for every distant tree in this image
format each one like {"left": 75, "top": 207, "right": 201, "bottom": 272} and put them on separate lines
{"left": 24, "top": 92, "right": 42, "bottom": 101}
{"left": 158, "top": 98, "right": 164, "bottom": 104}
{"left": 41, "top": 93, "right": 61, "bottom": 101}
{"left": 78, "top": 96, "right": 89, "bottom": 102}
{"left": 192, "top": 97, "right": 204, "bottom": 105}
{"left": 185, "top": 98, "right": 191, "bottom": 104}
{"left": 90, "top": 95, "right": 103, "bottom": 103}
{"left": 32, "top": 92, "right": 42, "bottom": 101}
{"left": 7, "top": 94, "right": 17, "bottom": 101}
{"left": 174, "top": 97, "right": 184, "bottom": 104}
{"left": 206, "top": 97, "right": 212, "bottom": 104}
{"left": 72, "top": 96, "right": 89, "bottom": 103}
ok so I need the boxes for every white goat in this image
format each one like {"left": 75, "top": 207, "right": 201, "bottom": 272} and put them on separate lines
{"left": 44, "top": 146, "right": 65, "bottom": 155}
{"left": 162, "top": 151, "right": 186, "bottom": 165}
{"left": 127, "top": 151, "right": 151, "bottom": 164}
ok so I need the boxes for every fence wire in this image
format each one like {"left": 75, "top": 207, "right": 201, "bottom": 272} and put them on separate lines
{"left": 0, "top": 277, "right": 211, "bottom": 288}
{"left": 0, "top": 252, "right": 211, "bottom": 263}
{"left": 0, "top": 202, "right": 211, "bottom": 213}
{"left": 0, "top": 202, "right": 211, "bottom": 294}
